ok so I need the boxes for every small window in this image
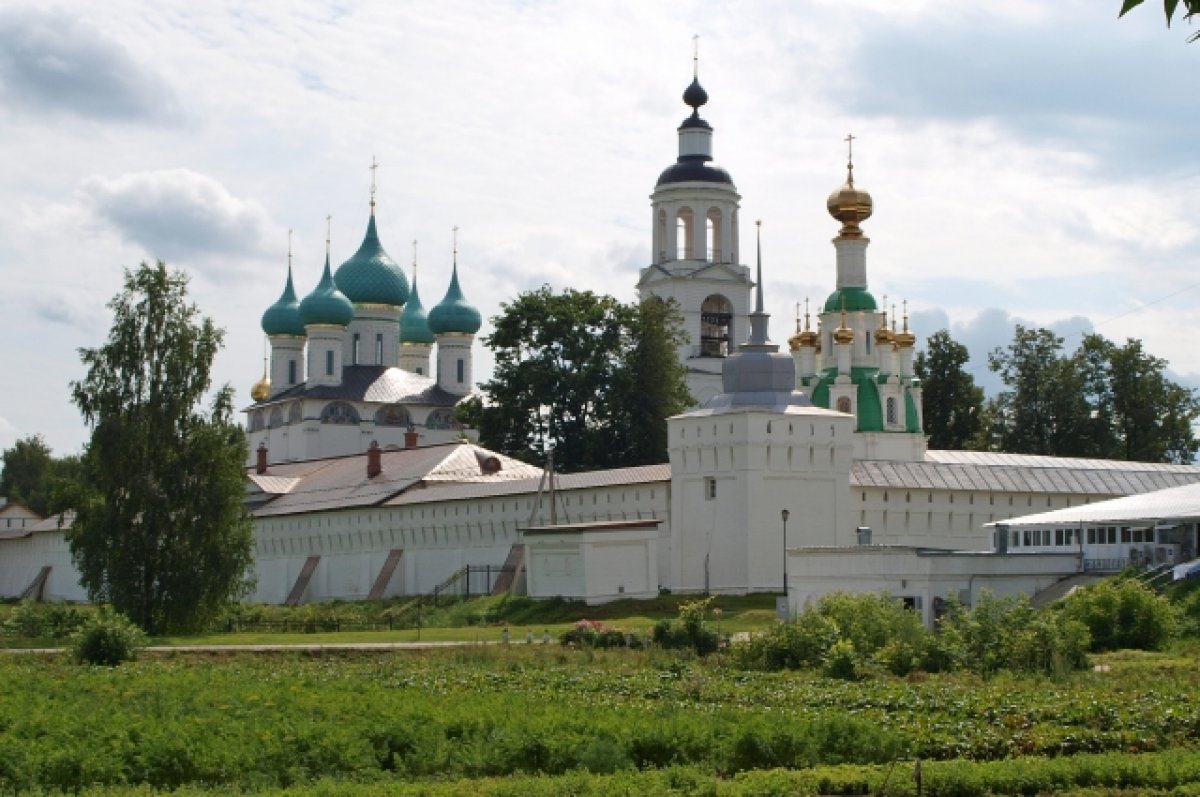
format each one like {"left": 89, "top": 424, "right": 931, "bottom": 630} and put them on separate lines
{"left": 886, "top": 397, "right": 897, "bottom": 425}
{"left": 288, "top": 360, "right": 297, "bottom": 385}
{"left": 376, "top": 333, "right": 384, "bottom": 364}
{"left": 325, "top": 350, "right": 334, "bottom": 375}
{"left": 456, "top": 358, "right": 464, "bottom": 383}
{"left": 704, "top": 477, "right": 716, "bottom": 500}
{"left": 352, "top": 333, "right": 361, "bottom": 365}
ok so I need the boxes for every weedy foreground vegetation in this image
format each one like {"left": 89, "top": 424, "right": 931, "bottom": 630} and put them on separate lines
{"left": 1, "top": 578, "right": 1199, "bottom": 795}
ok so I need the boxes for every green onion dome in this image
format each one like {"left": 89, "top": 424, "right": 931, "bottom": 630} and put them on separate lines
{"left": 823, "top": 287, "right": 877, "bottom": 313}
{"left": 261, "top": 266, "right": 306, "bottom": 336}
{"left": 333, "top": 214, "right": 409, "bottom": 306}
{"left": 428, "top": 263, "right": 481, "bottom": 335}
{"left": 299, "top": 254, "right": 354, "bottom": 327}
{"left": 399, "top": 276, "right": 435, "bottom": 345}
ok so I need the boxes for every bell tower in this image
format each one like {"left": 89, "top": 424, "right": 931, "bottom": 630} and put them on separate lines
{"left": 636, "top": 45, "right": 753, "bottom": 407}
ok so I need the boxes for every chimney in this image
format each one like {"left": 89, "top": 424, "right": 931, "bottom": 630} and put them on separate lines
{"left": 256, "top": 443, "right": 268, "bottom": 474}
{"left": 404, "top": 429, "right": 419, "bottom": 449}
{"left": 367, "top": 440, "right": 382, "bottom": 478}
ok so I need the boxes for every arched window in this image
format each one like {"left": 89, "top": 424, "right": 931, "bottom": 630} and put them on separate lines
{"left": 836, "top": 396, "right": 852, "bottom": 414}
{"left": 676, "top": 207, "right": 695, "bottom": 259}
{"left": 375, "top": 404, "right": 412, "bottom": 427}
{"left": 425, "top": 408, "right": 458, "bottom": 430}
{"left": 886, "top": 397, "right": 897, "bottom": 425}
{"left": 268, "top": 407, "right": 284, "bottom": 429}
{"left": 706, "top": 207, "right": 723, "bottom": 262}
{"left": 700, "top": 294, "right": 732, "bottom": 357}
{"left": 288, "top": 402, "right": 303, "bottom": 424}
{"left": 320, "top": 402, "right": 360, "bottom": 425}
{"left": 250, "top": 410, "right": 265, "bottom": 432}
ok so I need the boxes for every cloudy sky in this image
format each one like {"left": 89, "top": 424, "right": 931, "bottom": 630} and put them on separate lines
{"left": 1, "top": 0, "right": 1196, "bottom": 456}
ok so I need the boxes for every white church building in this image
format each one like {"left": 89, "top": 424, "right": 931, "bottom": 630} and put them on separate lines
{"left": 4, "top": 68, "right": 1200, "bottom": 620}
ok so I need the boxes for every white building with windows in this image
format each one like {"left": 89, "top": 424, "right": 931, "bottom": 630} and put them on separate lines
{"left": 5, "top": 65, "right": 1200, "bottom": 611}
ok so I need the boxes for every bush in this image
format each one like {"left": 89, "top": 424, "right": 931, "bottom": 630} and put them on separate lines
{"left": 652, "top": 597, "right": 719, "bottom": 656}
{"left": 733, "top": 611, "right": 838, "bottom": 671}
{"left": 822, "top": 639, "right": 859, "bottom": 680}
{"left": 1060, "top": 577, "right": 1177, "bottom": 651}
{"left": 71, "top": 611, "right": 146, "bottom": 666}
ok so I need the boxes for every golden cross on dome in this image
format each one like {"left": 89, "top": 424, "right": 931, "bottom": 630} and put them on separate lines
{"left": 844, "top": 133, "right": 856, "bottom": 184}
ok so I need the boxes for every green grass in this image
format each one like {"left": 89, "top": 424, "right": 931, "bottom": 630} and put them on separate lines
{"left": 3, "top": 643, "right": 1200, "bottom": 793}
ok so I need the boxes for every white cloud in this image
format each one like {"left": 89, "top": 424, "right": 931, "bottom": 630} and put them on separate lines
{"left": 0, "top": 6, "right": 181, "bottom": 123}
{"left": 79, "top": 168, "right": 273, "bottom": 269}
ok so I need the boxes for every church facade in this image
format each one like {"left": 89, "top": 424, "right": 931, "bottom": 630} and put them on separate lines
{"left": 4, "top": 68, "right": 1200, "bottom": 616}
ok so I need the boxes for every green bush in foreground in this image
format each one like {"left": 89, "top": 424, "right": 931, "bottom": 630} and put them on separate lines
{"left": 734, "top": 591, "right": 1092, "bottom": 676}
{"left": 71, "top": 611, "right": 146, "bottom": 666}
{"left": 1060, "top": 577, "right": 1177, "bottom": 652}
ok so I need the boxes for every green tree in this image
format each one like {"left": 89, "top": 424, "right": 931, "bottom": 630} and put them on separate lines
{"left": 988, "top": 325, "right": 1090, "bottom": 456}
{"left": 913, "top": 330, "right": 984, "bottom": 450}
{"left": 466, "top": 286, "right": 691, "bottom": 472}
{"left": 65, "top": 262, "right": 253, "bottom": 634}
{"left": 1104, "top": 337, "right": 1200, "bottom": 463}
{"left": 1120, "top": 0, "right": 1199, "bottom": 41}
{"left": 0, "top": 434, "right": 82, "bottom": 516}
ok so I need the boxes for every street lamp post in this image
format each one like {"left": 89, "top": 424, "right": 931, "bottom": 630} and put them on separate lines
{"left": 781, "top": 509, "right": 791, "bottom": 596}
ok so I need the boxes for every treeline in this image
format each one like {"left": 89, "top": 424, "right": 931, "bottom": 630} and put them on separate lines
{"left": 916, "top": 325, "right": 1200, "bottom": 462}
{"left": 0, "top": 434, "right": 80, "bottom": 516}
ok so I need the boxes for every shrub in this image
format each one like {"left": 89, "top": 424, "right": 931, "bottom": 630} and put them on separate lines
{"left": 1060, "top": 577, "right": 1177, "bottom": 651}
{"left": 822, "top": 638, "right": 859, "bottom": 680}
{"left": 732, "top": 610, "right": 838, "bottom": 671}
{"left": 71, "top": 611, "right": 146, "bottom": 666}
{"left": 652, "top": 597, "right": 719, "bottom": 656}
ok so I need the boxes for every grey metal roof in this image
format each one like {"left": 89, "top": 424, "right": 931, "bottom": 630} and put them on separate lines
{"left": 988, "top": 481, "right": 1200, "bottom": 528}
{"left": 853, "top": 452, "right": 1200, "bottom": 496}
{"left": 383, "top": 464, "right": 672, "bottom": 507}
{"left": 252, "top": 365, "right": 463, "bottom": 408}
{"left": 249, "top": 443, "right": 543, "bottom": 517}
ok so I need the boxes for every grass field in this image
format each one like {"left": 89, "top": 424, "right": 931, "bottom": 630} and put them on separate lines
{"left": 3, "top": 640, "right": 1200, "bottom": 795}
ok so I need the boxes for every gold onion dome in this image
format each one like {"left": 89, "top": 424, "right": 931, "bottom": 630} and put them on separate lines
{"left": 874, "top": 309, "right": 894, "bottom": 345}
{"left": 827, "top": 173, "right": 872, "bottom": 237}
{"left": 895, "top": 308, "right": 916, "bottom": 348}
{"left": 789, "top": 327, "right": 819, "bottom": 351}
{"left": 250, "top": 373, "right": 271, "bottom": 402}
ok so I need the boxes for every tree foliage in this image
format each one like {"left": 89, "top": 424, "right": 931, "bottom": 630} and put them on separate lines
{"left": 913, "top": 330, "right": 984, "bottom": 450}
{"left": 0, "top": 435, "right": 81, "bottom": 517}
{"left": 65, "top": 262, "right": 253, "bottom": 634}
{"left": 461, "top": 287, "right": 691, "bottom": 472}
{"left": 1059, "top": 576, "right": 1177, "bottom": 652}
{"left": 985, "top": 325, "right": 1199, "bottom": 462}
{"left": 1119, "top": 0, "right": 1199, "bottom": 41}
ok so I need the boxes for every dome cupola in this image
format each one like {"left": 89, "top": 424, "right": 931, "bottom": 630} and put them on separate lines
{"left": 261, "top": 264, "right": 305, "bottom": 337}
{"left": 399, "top": 263, "right": 435, "bottom": 345}
{"left": 428, "top": 231, "right": 481, "bottom": 335}
{"left": 827, "top": 134, "right": 873, "bottom": 238}
{"left": 333, "top": 173, "right": 409, "bottom": 307}
{"left": 299, "top": 245, "right": 354, "bottom": 328}
{"left": 655, "top": 49, "right": 734, "bottom": 188}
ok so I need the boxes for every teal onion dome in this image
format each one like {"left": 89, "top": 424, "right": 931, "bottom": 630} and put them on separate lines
{"left": 823, "top": 287, "right": 877, "bottom": 313}
{"left": 333, "top": 214, "right": 409, "bottom": 306}
{"left": 299, "top": 255, "right": 354, "bottom": 327}
{"left": 261, "top": 267, "right": 305, "bottom": 336}
{"left": 399, "top": 277, "right": 435, "bottom": 345}
{"left": 428, "top": 263, "right": 481, "bottom": 335}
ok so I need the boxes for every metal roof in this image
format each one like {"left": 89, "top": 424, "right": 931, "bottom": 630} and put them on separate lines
{"left": 852, "top": 453, "right": 1200, "bottom": 496}
{"left": 252, "top": 365, "right": 462, "bottom": 408}
{"left": 249, "top": 443, "right": 542, "bottom": 517}
{"left": 382, "top": 464, "right": 672, "bottom": 507}
{"left": 988, "top": 481, "right": 1200, "bottom": 528}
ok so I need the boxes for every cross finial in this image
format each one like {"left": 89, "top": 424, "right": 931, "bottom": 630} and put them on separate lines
{"left": 325, "top": 215, "right": 332, "bottom": 256}
{"left": 369, "top": 155, "right": 379, "bottom": 200}
{"left": 452, "top": 225, "right": 459, "bottom": 264}
{"left": 287, "top": 228, "right": 293, "bottom": 269}
{"left": 804, "top": 297, "right": 812, "bottom": 330}
{"left": 692, "top": 34, "right": 700, "bottom": 78}
{"left": 844, "top": 132, "right": 856, "bottom": 185}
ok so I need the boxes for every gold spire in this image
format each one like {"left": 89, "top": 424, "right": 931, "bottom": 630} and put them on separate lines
{"left": 874, "top": 293, "right": 894, "bottom": 344}
{"left": 789, "top": 297, "right": 819, "bottom": 350}
{"left": 833, "top": 298, "right": 854, "bottom": 345}
{"left": 250, "top": 336, "right": 271, "bottom": 402}
{"left": 895, "top": 299, "right": 916, "bottom": 348}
